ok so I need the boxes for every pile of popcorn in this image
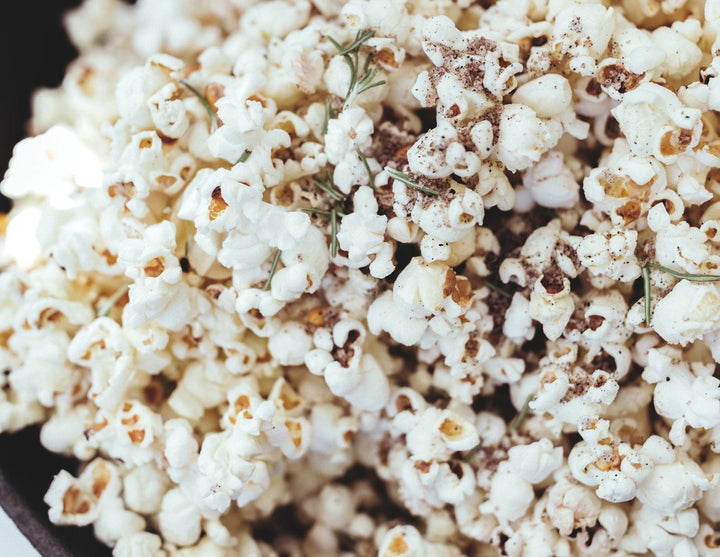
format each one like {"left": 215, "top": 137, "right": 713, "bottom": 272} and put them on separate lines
{"left": 9, "top": 0, "right": 720, "bottom": 555}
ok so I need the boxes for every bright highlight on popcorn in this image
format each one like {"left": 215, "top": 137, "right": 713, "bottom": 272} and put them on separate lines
{"left": 3, "top": 0, "right": 720, "bottom": 555}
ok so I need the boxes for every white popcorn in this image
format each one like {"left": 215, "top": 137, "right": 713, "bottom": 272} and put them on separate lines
{"left": 612, "top": 83, "right": 702, "bottom": 164}
{"left": 45, "top": 459, "right": 120, "bottom": 527}
{"left": 508, "top": 439, "right": 563, "bottom": 484}
{"left": 113, "top": 532, "right": 166, "bottom": 557}
{"left": 652, "top": 281, "right": 720, "bottom": 347}
{"left": 529, "top": 274, "right": 575, "bottom": 342}
{"left": 643, "top": 347, "right": 720, "bottom": 446}
{"left": 523, "top": 151, "right": 579, "bottom": 209}
{"left": 497, "top": 104, "right": 564, "bottom": 172}
{"left": 577, "top": 228, "right": 642, "bottom": 282}
{"left": 336, "top": 186, "right": 394, "bottom": 278}
{"left": 480, "top": 465, "right": 534, "bottom": 522}
{"left": 1, "top": 125, "right": 103, "bottom": 209}
{"left": 123, "top": 464, "right": 169, "bottom": 515}
{"left": 551, "top": 4, "right": 615, "bottom": 74}
{"left": 9, "top": 0, "right": 720, "bottom": 553}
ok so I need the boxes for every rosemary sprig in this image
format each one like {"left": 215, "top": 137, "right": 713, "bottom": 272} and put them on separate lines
{"left": 355, "top": 144, "right": 375, "bottom": 188}
{"left": 386, "top": 168, "right": 439, "bottom": 197}
{"left": 307, "top": 170, "right": 345, "bottom": 257}
{"left": 327, "top": 30, "right": 385, "bottom": 107}
{"left": 646, "top": 262, "right": 720, "bottom": 282}
{"left": 327, "top": 29, "right": 375, "bottom": 56}
{"left": 330, "top": 208, "right": 339, "bottom": 258}
{"left": 482, "top": 279, "right": 512, "bottom": 299}
{"left": 300, "top": 207, "right": 345, "bottom": 217}
{"left": 462, "top": 439, "right": 483, "bottom": 463}
{"left": 642, "top": 263, "right": 720, "bottom": 325}
{"left": 313, "top": 171, "right": 345, "bottom": 201}
{"left": 97, "top": 284, "right": 129, "bottom": 317}
{"left": 642, "top": 266, "right": 651, "bottom": 326}
{"left": 510, "top": 394, "right": 534, "bottom": 430}
{"left": 236, "top": 150, "right": 251, "bottom": 164}
{"left": 356, "top": 67, "right": 386, "bottom": 96}
{"left": 322, "top": 98, "right": 336, "bottom": 136}
{"left": 264, "top": 249, "right": 282, "bottom": 291}
{"left": 180, "top": 80, "right": 216, "bottom": 133}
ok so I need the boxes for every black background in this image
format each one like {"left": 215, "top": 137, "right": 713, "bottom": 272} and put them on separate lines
{"left": 0, "top": 1, "right": 83, "bottom": 211}
{"left": 0, "top": 2, "right": 111, "bottom": 555}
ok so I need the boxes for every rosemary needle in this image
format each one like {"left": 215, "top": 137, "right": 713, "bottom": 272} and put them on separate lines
{"left": 462, "top": 440, "right": 483, "bottom": 463}
{"left": 642, "top": 266, "right": 652, "bottom": 326}
{"left": 386, "top": 168, "right": 439, "bottom": 197}
{"left": 328, "top": 29, "right": 375, "bottom": 56}
{"left": 354, "top": 144, "right": 375, "bottom": 188}
{"left": 482, "top": 279, "right": 512, "bottom": 299}
{"left": 300, "top": 207, "right": 345, "bottom": 217}
{"left": 327, "top": 30, "right": 384, "bottom": 107}
{"left": 263, "top": 249, "right": 282, "bottom": 291}
{"left": 313, "top": 177, "right": 344, "bottom": 202}
{"left": 236, "top": 150, "right": 251, "bottom": 164}
{"left": 330, "top": 208, "right": 339, "bottom": 258}
{"left": 510, "top": 394, "right": 534, "bottom": 430}
{"left": 322, "top": 98, "right": 335, "bottom": 136}
{"left": 646, "top": 262, "right": 720, "bottom": 282}
{"left": 179, "top": 80, "right": 216, "bottom": 133}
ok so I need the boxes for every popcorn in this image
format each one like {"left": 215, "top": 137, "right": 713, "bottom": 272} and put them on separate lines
{"left": 1, "top": 125, "right": 103, "bottom": 209}
{"left": 44, "top": 459, "right": 120, "bottom": 527}
{"left": 507, "top": 438, "right": 563, "bottom": 484}
{"left": 3, "top": 0, "right": 720, "bottom": 553}
{"left": 651, "top": 281, "right": 720, "bottom": 346}
{"left": 336, "top": 185, "right": 394, "bottom": 278}
{"left": 528, "top": 274, "right": 575, "bottom": 342}
{"left": 577, "top": 228, "right": 642, "bottom": 282}
{"left": 523, "top": 151, "right": 579, "bottom": 209}
{"left": 642, "top": 347, "right": 720, "bottom": 446}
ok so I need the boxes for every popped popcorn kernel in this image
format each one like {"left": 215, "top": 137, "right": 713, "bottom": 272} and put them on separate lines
{"left": 2, "top": 0, "right": 720, "bottom": 554}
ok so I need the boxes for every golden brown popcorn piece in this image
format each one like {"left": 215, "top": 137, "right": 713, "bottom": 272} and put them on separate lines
{"left": 143, "top": 257, "right": 165, "bottom": 278}
{"left": 108, "top": 181, "right": 136, "bottom": 201}
{"left": 208, "top": 186, "right": 228, "bottom": 221}
{"left": 62, "top": 486, "right": 91, "bottom": 515}
{"left": 205, "top": 83, "right": 225, "bottom": 112}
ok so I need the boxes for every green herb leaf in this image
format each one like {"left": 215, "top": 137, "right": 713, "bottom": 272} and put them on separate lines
{"left": 354, "top": 144, "right": 375, "bottom": 189}
{"left": 327, "top": 30, "right": 384, "bottom": 107}
{"left": 646, "top": 263, "right": 720, "bottom": 282}
{"left": 179, "top": 80, "right": 216, "bottom": 133}
{"left": 482, "top": 279, "right": 512, "bottom": 299}
{"left": 322, "top": 98, "right": 336, "bottom": 136}
{"left": 312, "top": 172, "right": 345, "bottom": 202}
{"left": 357, "top": 79, "right": 386, "bottom": 95}
{"left": 386, "top": 168, "right": 439, "bottom": 197}
{"left": 330, "top": 208, "right": 339, "bottom": 258}
{"left": 510, "top": 394, "right": 534, "bottom": 430}
{"left": 462, "top": 440, "right": 483, "bottom": 463}
{"left": 236, "top": 150, "right": 251, "bottom": 164}
{"left": 329, "top": 29, "right": 375, "bottom": 56}
{"left": 300, "top": 207, "right": 345, "bottom": 217}
{"left": 643, "top": 266, "right": 652, "bottom": 326}
{"left": 263, "top": 249, "right": 282, "bottom": 291}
